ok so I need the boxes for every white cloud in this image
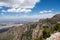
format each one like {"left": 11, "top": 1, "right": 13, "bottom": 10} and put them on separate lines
{"left": 8, "top": 8, "right": 32, "bottom": 13}
{"left": 0, "top": 0, "right": 40, "bottom": 8}
{"left": 40, "top": 10, "right": 52, "bottom": 14}
{"left": 1, "top": 10, "right": 6, "bottom": 12}
{"left": 0, "top": 0, "right": 40, "bottom": 13}
{"left": 1, "top": 8, "right": 31, "bottom": 13}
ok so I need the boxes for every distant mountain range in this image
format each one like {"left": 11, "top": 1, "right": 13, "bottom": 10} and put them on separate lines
{"left": 0, "top": 14, "right": 60, "bottom": 40}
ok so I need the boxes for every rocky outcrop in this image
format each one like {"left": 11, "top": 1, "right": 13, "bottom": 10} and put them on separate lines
{"left": 46, "top": 32, "right": 60, "bottom": 40}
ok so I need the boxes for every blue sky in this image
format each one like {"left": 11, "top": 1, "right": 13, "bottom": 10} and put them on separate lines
{"left": 0, "top": 0, "right": 60, "bottom": 21}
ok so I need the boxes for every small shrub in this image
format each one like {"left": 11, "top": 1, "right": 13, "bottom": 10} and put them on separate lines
{"left": 42, "top": 29, "right": 50, "bottom": 39}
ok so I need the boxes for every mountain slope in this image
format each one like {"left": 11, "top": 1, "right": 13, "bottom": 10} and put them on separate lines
{"left": 0, "top": 14, "right": 60, "bottom": 40}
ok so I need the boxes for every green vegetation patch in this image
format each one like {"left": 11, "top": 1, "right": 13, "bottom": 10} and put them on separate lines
{"left": 54, "top": 23, "right": 60, "bottom": 32}
{"left": 25, "top": 30, "right": 33, "bottom": 40}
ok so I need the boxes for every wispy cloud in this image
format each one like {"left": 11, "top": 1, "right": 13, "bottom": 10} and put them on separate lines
{"left": 1, "top": 8, "right": 31, "bottom": 13}
{"left": 40, "top": 9, "right": 53, "bottom": 14}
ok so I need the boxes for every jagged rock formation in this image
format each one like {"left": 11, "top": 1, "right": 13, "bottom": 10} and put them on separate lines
{"left": 0, "top": 14, "right": 60, "bottom": 40}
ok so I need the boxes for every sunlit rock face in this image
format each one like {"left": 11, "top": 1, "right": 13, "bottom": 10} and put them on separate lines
{"left": 46, "top": 32, "right": 60, "bottom": 40}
